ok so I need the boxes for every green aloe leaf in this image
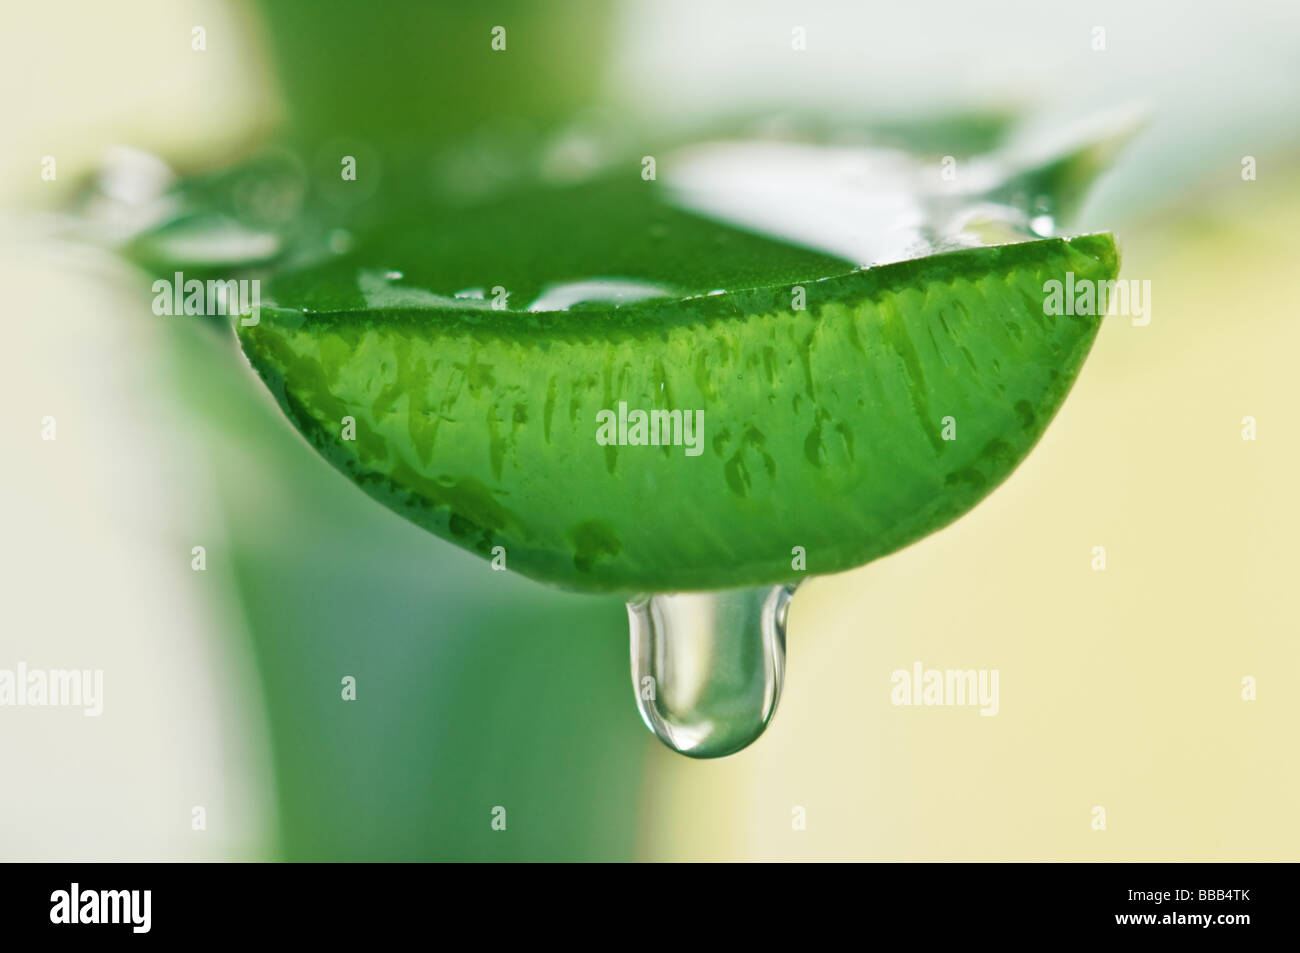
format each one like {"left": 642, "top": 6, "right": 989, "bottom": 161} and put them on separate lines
{"left": 231, "top": 171, "right": 1115, "bottom": 592}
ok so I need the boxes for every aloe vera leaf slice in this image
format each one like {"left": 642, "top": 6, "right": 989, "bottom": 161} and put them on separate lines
{"left": 237, "top": 232, "right": 1116, "bottom": 593}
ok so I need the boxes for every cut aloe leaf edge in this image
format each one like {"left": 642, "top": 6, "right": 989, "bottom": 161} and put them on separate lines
{"left": 237, "top": 232, "right": 1117, "bottom": 593}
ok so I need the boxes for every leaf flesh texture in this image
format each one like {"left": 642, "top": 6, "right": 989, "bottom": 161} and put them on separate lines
{"left": 240, "top": 234, "right": 1116, "bottom": 593}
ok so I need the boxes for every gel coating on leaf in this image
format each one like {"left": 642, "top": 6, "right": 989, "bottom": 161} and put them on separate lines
{"left": 239, "top": 233, "right": 1117, "bottom": 593}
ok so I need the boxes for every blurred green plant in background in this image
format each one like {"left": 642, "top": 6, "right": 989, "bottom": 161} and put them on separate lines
{"left": 175, "top": 316, "right": 644, "bottom": 860}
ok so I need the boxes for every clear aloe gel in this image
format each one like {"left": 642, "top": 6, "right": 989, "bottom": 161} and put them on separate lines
{"left": 628, "top": 584, "right": 794, "bottom": 758}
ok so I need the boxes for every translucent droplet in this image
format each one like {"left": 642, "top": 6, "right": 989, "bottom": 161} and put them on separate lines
{"left": 526, "top": 278, "right": 674, "bottom": 312}
{"left": 140, "top": 217, "right": 280, "bottom": 267}
{"left": 628, "top": 584, "right": 793, "bottom": 759}
{"left": 358, "top": 270, "right": 482, "bottom": 311}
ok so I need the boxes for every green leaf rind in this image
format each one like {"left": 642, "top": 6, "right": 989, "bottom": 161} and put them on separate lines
{"left": 239, "top": 234, "right": 1117, "bottom": 593}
